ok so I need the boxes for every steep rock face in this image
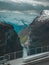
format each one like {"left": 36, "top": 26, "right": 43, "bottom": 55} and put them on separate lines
{"left": 0, "top": 22, "right": 23, "bottom": 58}
{"left": 28, "top": 10, "right": 49, "bottom": 55}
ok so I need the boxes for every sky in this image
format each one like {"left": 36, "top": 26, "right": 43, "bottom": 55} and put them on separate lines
{"left": 0, "top": 0, "right": 49, "bottom": 15}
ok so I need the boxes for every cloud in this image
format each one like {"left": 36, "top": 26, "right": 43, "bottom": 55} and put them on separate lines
{"left": 0, "top": 0, "right": 49, "bottom": 7}
{"left": 0, "top": 0, "right": 49, "bottom": 15}
{"left": 6, "top": 0, "right": 49, "bottom": 7}
{"left": 0, "top": 1, "right": 38, "bottom": 11}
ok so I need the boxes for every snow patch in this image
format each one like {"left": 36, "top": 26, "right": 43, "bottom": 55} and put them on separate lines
{"left": 42, "top": 10, "right": 49, "bottom": 16}
{"left": 38, "top": 10, "right": 49, "bottom": 21}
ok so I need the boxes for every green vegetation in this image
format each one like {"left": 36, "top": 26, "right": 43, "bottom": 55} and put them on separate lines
{"left": 20, "top": 35, "right": 28, "bottom": 43}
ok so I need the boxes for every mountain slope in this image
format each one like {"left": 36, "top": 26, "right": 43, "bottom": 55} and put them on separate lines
{"left": 18, "top": 26, "right": 29, "bottom": 43}
{"left": 28, "top": 10, "right": 49, "bottom": 55}
{"left": 0, "top": 22, "right": 23, "bottom": 58}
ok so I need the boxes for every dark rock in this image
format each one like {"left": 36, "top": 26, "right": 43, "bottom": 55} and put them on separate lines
{"left": 0, "top": 22, "right": 23, "bottom": 58}
{"left": 28, "top": 10, "right": 49, "bottom": 55}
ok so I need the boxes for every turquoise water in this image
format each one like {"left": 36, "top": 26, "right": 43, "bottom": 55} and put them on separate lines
{"left": 13, "top": 24, "right": 27, "bottom": 33}
{"left": 0, "top": 12, "right": 37, "bottom": 33}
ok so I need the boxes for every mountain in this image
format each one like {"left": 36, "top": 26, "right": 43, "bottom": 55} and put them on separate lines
{"left": 0, "top": 22, "right": 23, "bottom": 59}
{"left": 28, "top": 10, "right": 49, "bottom": 55}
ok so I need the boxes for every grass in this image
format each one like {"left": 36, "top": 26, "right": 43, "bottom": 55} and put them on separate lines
{"left": 20, "top": 35, "right": 28, "bottom": 43}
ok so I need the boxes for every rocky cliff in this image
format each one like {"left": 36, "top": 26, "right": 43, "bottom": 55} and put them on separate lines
{"left": 0, "top": 22, "right": 23, "bottom": 58}
{"left": 28, "top": 10, "right": 49, "bottom": 55}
